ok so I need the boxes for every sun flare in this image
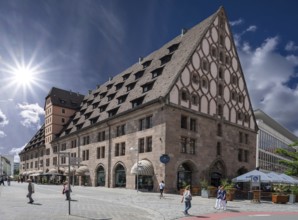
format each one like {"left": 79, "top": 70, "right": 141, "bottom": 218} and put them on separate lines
{"left": 12, "top": 65, "right": 36, "bottom": 86}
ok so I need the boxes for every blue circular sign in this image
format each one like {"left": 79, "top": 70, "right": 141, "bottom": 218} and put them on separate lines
{"left": 160, "top": 154, "right": 170, "bottom": 164}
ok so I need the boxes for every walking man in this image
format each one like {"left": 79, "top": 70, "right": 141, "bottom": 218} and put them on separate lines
{"left": 27, "top": 179, "right": 34, "bottom": 204}
{"left": 159, "top": 180, "right": 165, "bottom": 198}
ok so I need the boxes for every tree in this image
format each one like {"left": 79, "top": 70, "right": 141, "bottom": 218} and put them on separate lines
{"left": 275, "top": 141, "right": 298, "bottom": 176}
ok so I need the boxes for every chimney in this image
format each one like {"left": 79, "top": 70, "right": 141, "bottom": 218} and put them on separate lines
{"left": 109, "top": 76, "right": 113, "bottom": 81}
{"left": 181, "top": 28, "right": 187, "bottom": 37}
{"left": 139, "top": 57, "right": 143, "bottom": 64}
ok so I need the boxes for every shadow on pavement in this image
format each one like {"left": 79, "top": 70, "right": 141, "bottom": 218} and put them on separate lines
{"left": 71, "top": 214, "right": 112, "bottom": 220}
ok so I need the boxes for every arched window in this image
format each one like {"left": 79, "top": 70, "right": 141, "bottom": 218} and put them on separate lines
{"left": 115, "top": 164, "right": 126, "bottom": 187}
{"left": 96, "top": 166, "right": 105, "bottom": 186}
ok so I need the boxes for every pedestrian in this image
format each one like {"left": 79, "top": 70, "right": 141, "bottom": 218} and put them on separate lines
{"left": 63, "top": 181, "right": 72, "bottom": 200}
{"left": 26, "top": 179, "right": 34, "bottom": 204}
{"left": 7, "top": 177, "right": 11, "bottom": 186}
{"left": 181, "top": 185, "right": 192, "bottom": 215}
{"left": 159, "top": 180, "right": 165, "bottom": 198}
{"left": 219, "top": 185, "right": 227, "bottom": 210}
{"left": 0, "top": 176, "right": 5, "bottom": 186}
{"left": 214, "top": 185, "right": 222, "bottom": 209}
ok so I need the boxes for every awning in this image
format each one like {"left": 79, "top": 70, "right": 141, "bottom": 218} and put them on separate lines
{"left": 48, "top": 168, "right": 58, "bottom": 174}
{"left": 65, "top": 167, "right": 76, "bottom": 175}
{"left": 131, "top": 160, "right": 154, "bottom": 176}
{"left": 76, "top": 166, "right": 89, "bottom": 176}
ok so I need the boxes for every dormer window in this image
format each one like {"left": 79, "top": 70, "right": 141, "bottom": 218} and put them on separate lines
{"left": 90, "top": 116, "right": 99, "bottom": 125}
{"left": 231, "top": 91, "right": 237, "bottom": 101}
{"left": 134, "top": 70, "right": 145, "bottom": 80}
{"left": 151, "top": 67, "right": 164, "bottom": 78}
{"left": 160, "top": 54, "right": 173, "bottom": 65}
{"left": 142, "top": 60, "right": 152, "bottom": 69}
{"left": 60, "top": 99, "right": 66, "bottom": 104}
{"left": 122, "top": 73, "right": 131, "bottom": 81}
{"left": 85, "top": 113, "right": 91, "bottom": 119}
{"left": 115, "top": 82, "right": 124, "bottom": 90}
{"left": 232, "top": 74, "right": 238, "bottom": 86}
{"left": 117, "top": 94, "right": 128, "bottom": 104}
{"left": 87, "top": 100, "right": 92, "bottom": 106}
{"left": 202, "top": 60, "right": 208, "bottom": 71}
{"left": 65, "top": 129, "right": 71, "bottom": 135}
{"left": 142, "top": 81, "right": 155, "bottom": 93}
{"left": 92, "top": 102, "right": 100, "bottom": 109}
{"left": 76, "top": 123, "right": 83, "bottom": 130}
{"left": 80, "top": 109, "right": 86, "bottom": 115}
{"left": 99, "top": 104, "right": 108, "bottom": 112}
{"left": 192, "top": 74, "right": 199, "bottom": 84}
{"left": 131, "top": 96, "right": 145, "bottom": 108}
{"left": 168, "top": 43, "right": 180, "bottom": 53}
{"left": 73, "top": 118, "right": 79, "bottom": 125}
{"left": 219, "top": 35, "right": 224, "bottom": 46}
{"left": 107, "top": 93, "right": 116, "bottom": 101}
{"left": 107, "top": 83, "right": 113, "bottom": 90}
{"left": 218, "top": 67, "right": 223, "bottom": 79}
{"left": 100, "top": 92, "right": 107, "bottom": 99}
{"left": 202, "top": 78, "right": 208, "bottom": 89}
{"left": 107, "top": 107, "right": 119, "bottom": 117}
{"left": 93, "top": 92, "right": 99, "bottom": 98}
{"left": 126, "top": 82, "right": 136, "bottom": 91}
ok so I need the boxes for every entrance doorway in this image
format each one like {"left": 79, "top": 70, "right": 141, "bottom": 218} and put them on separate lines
{"left": 115, "top": 164, "right": 126, "bottom": 187}
{"left": 96, "top": 166, "right": 105, "bottom": 186}
{"left": 177, "top": 163, "right": 192, "bottom": 190}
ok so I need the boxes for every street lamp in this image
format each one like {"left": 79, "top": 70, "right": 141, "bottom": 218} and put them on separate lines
{"left": 130, "top": 146, "right": 139, "bottom": 192}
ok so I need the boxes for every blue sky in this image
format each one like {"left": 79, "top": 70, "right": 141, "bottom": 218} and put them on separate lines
{"left": 1, "top": 0, "right": 298, "bottom": 162}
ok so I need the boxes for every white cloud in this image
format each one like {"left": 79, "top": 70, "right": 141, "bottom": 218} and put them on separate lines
{"left": 229, "top": 19, "right": 243, "bottom": 26}
{"left": 17, "top": 103, "right": 44, "bottom": 128}
{"left": 0, "top": 109, "right": 9, "bottom": 127}
{"left": 237, "top": 35, "right": 298, "bottom": 133}
{"left": 0, "top": 130, "right": 6, "bottom": 138}
{"left": 246, "top": 25, "right": 257, "bottom": 32}
{"left": 9, "top": 144, "right": 26, "bottom": 162}
{"left": 285, "top": 41, "right": 298, "bottom": 51}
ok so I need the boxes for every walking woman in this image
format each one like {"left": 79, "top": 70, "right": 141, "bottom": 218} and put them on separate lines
{"left": 63, "top": 181, "right": 72, "bottom": 200}
{"left": 181, "top": 185, "right": 192, "bottom": 215}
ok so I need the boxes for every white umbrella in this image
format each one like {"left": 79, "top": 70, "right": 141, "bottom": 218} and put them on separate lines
{"left": 266, "top": 172, "right": 287, "bottom": 183}
{"left": 279, "top": 173, "right": 298, "bottom": 184}
{"left": 232, "top": 170, "right": 272, "bottom": 183}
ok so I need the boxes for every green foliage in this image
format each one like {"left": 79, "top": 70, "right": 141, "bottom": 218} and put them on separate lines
{"left": 275, "top": 147, "right": 298, "bottom": 176}
{"left": 200, "top": 179, "right": 209, "bottom": 190}
{"left": 273, "top": 184, "right": 290, "bottom": 195}
{"left": 290, "top": 185, "right": 298, "bottom": 195}
{"left": 220, "top": 178, "right": 234, "bottom": 190}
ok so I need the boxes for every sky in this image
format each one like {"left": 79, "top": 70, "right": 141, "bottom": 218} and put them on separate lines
{"left": 1, "top": 0, "right": 298, "bottom": 162}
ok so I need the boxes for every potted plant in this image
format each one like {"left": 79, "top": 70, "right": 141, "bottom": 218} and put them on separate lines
{"left": 221, "top": 179, "right": 236, "bottom": 201}
{"left": 272, "top": 184, "right": 289, "bottom": 204}
{"left": 200, "top": 179, "right": 209, "bottom": 198}
{"left": 291, "top": 185, "right": 298, "bottom": 202}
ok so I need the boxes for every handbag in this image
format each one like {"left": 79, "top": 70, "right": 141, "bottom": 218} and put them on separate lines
{"left": 185, "top": 193, "right": 192, "bottom": 201}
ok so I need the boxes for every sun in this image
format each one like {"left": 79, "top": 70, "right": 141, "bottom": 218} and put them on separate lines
{"left": 12, "top": 65, "right": 36, "bottom": 87}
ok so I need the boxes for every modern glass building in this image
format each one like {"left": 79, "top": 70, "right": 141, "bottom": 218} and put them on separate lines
{"left": 255, "top": 109, "right": 297, "bottom": 173}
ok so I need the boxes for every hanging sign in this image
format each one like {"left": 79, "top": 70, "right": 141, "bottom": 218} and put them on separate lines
{"left": 160, "top": 154, "right": 170, "bottom": 164}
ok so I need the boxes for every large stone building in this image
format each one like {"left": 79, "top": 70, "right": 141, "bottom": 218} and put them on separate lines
{"left": 19, "top": 7, "right": 257, "bottom": 193}
{"left": 254, "top": 109, "right": 298, "bottom": 173}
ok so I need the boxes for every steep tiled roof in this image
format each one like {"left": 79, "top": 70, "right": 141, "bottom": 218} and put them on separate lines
{"left": 20, "top": 124, "right": 45, "bottom": 154}
{"left": 59, "top": 8, "right": 220, "bottom": 137}
{"left": 45, "top": 87, "right": 84, "bottom": 110}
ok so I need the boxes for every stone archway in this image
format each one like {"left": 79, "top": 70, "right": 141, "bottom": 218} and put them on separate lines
{"left": 96, "top": 165, "right": 105, "bottom": 186}
{"left": 176, "top": 161, "right": 197, "bottom": 190}
{"left": 114, "top": 164, "right": 126, "bottom": 187}
{"left": 209, "top": 159, "right": 226, "bottom": 187}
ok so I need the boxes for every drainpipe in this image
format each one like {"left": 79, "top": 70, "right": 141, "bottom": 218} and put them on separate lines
{"left": 76, "top": 134, "right": 81, "bottom": 186}
{"left": 107, "top": 121, "right": 112, "bottom": 188}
